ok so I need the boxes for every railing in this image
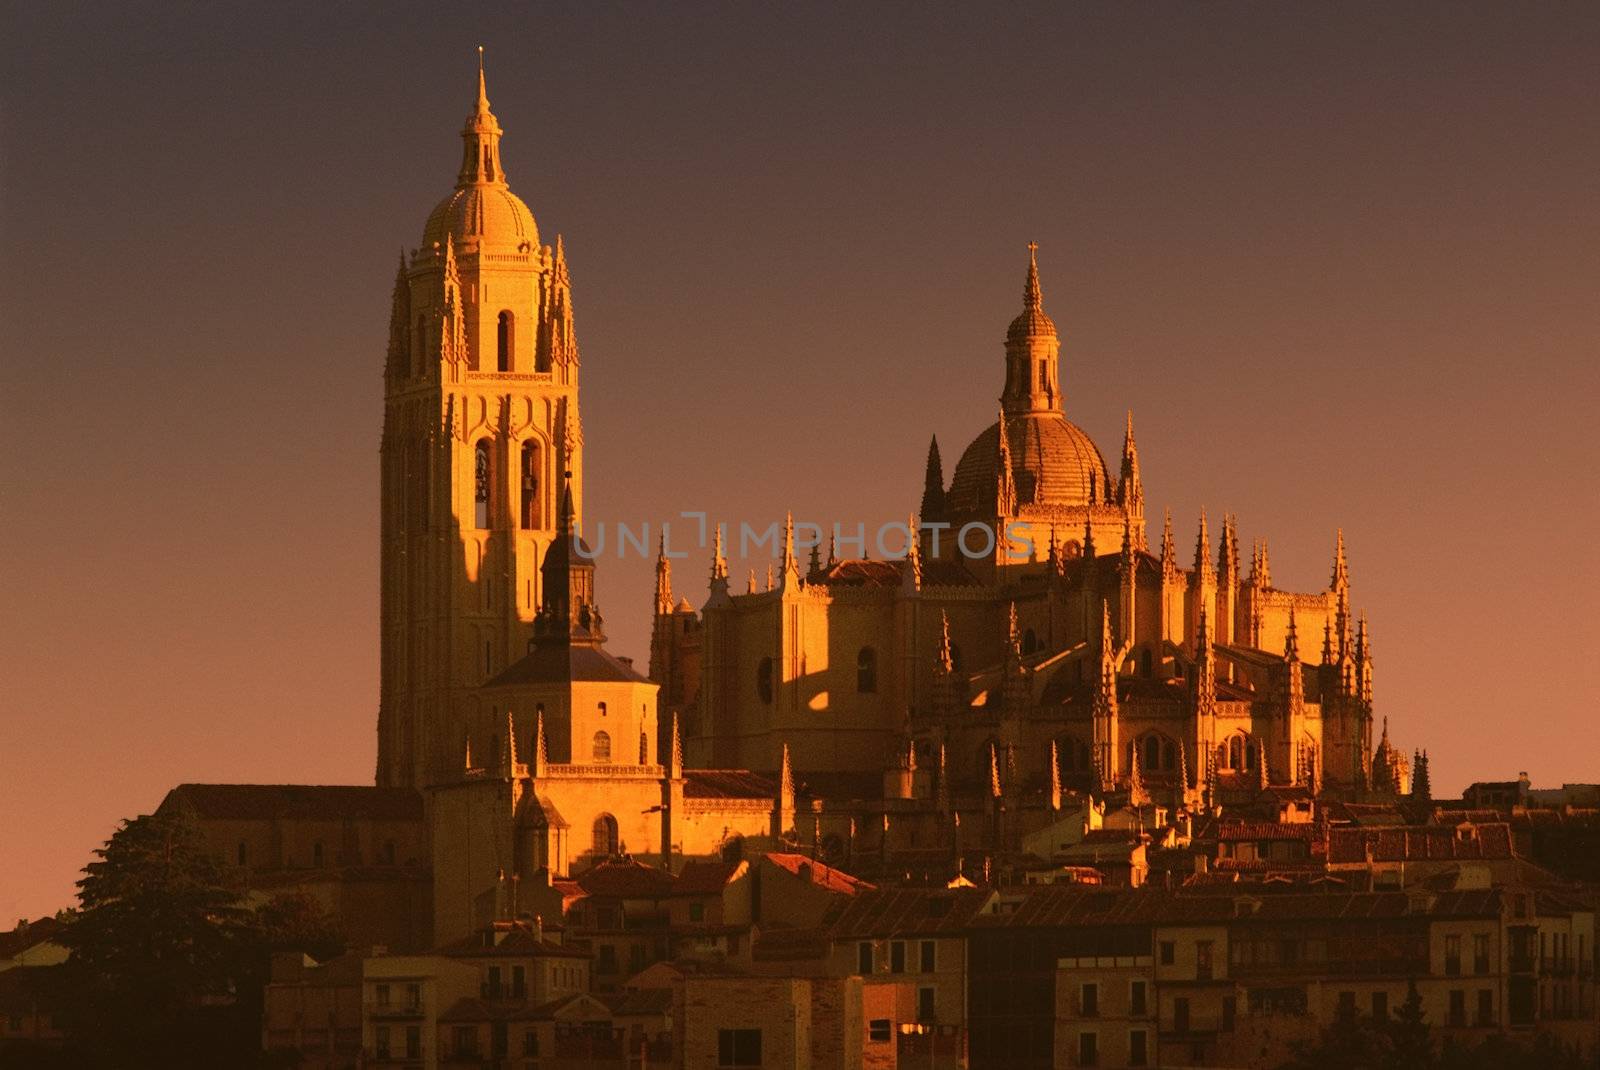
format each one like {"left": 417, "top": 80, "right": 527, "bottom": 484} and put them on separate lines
{"left": 1540, "top": 957, "right": 1574, "bottom": 976}
{"left": 1508, "top": 954, "right": 1536, "bottom": 974}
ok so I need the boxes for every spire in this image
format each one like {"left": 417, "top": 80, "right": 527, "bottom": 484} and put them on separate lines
{"left": 782, "top": 511, "right": 797, "bottom": 575}
{"left": 1219, "top": 515, "right": 1239, "bottom": 583}
{"left": 825, "top": 532, "right": 837, "bottom": 567}
{"left": 464, "top": 732, "right": 475, "bottom": 773}
{"left": 995, "top": 408, "right": 1016, "bottom": 515}
{"left": 1024, "top": 240, "right": 1043, "bottom": 312}
{"left": 532, "top": 709, "right": 548, "bottom": 778}
{"left": 1120, "top": 515, "right": 1135, "bottom": 562}
{"left": 1252, "top": 538, "right": 1273, "bottom": 589}
{"left": 765, "top": 563, "right": 774, "bottom": 592}
{"left": 1412, "top": 749, "right": 1432, "bottom": 801}
{"left": 936, "top": 742, "right": 950, "bottom": 814}
{"left": 668, "top": 712, "right": 683, "bottom": 779}
{"left": 936, "top": 611, "right": 954, "bottom": 673}
{"left": 654, "top": 531, "right": 673, "bottom": 616}
{"left": 1128, "top": 744, "right": 1147, "bottom": 807}
{"left": 920, "top": 436, "right": 947, "bottom": 523}
{"left": 456, "top": 47, "right": 506, "bottom": 188}
{"left": 779, "top": 743, "right": 794, "bottom": 803}
{"left": 1330, "top": 529, "right": 1349, "bottom": 592}
{"left": 1007, "top": 601, "right": 1022, "bottom": 658}
{"left": 747, "top": 568, "right": 757, "bottom": 594}
{"left": 988, "top": 743, "right": 1003, "bottom": 800}
{"left": 711, "top": 524, "right": 728, "bottom": 582}
{"left": 386, "top": 251, "right": 411, "bottom": 380}
{"left": 502, "top": 710, "right": 521, "bottom": 778}
{"left": 1119, "top": 410, "right": 1143, "bottom": 506}
{"left": 1049, "top": 740, "right": 1062, "bottom": 811}
{"left": 1082, "top": 511, "right": 1096, "bottom": 560}
{"left": 1160, "top": 509, "right": 1177, "bottom": 581}
{"left": 1047, "top": 524, "right": 1061, "bottom": 573}
{"left": 807, "top": 539, "right": 822, "bottom": 577}
{"left": 1284, "top": 606, "right": 1300, "bottom": 663}
{"left": 901, "top": 514, "right": 922, "bottom": 592}
{"left": 1193, "top": 511, "right": 1215, "bottom": 583}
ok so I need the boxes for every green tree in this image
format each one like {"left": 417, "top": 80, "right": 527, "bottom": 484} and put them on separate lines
{"left": 55, "top": 810, "right": 259, "bottom": 1066}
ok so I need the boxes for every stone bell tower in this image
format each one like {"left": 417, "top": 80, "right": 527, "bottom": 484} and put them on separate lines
{"left": 378, "top": 50, "right": 584, "bottom": 788}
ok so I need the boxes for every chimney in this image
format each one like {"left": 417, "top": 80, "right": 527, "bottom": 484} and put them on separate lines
{"left": 1193, "top": 854, "right": 1209, "bottom": 876}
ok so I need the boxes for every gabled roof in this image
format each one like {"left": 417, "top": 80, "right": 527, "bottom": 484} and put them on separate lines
{"left": 575, "top": 859, "right": 676, "bottom": 899}
{"left": 1327, "top": 824, "right": 1515, "bottom": 864}
{"left": 160, "top": 783, "right": 423, "bottom": 822}
{"left": 433, "top": 927, "right": 587, "bottom": 959}
{"left": 762, "top": 853, "right": 874, "bottom": 895}
{"left": 822, "top": 887, "right": 991, "bottom": 938}
{"left": 672, "top": 860, "right": 744, "bottom": 896}
{"left": 0, "top": 917, "right": 62, "bottom": 959}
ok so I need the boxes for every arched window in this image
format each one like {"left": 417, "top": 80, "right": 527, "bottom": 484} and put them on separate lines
{"left": 1057, "top": 737, "right": 1091, "bottom": 772}
{"left": 592, "top": 814, "right": 618, "bottom": 857}
{"left": 592, "top": 731, "right": 611, "bottom": 761}
{"left": 496, "top": 311, "right": 513, "bottom": 372}
{"left": 1162, "top": 739, "right": 1176, "bottom": 771}
{"left": 474, "top": 439, "right": 492, "bottom": 529}
{"left": 1022, "top": 628, "right": 1039, "bottom": 656}
{"left": 856, "top": 647, "right": 878, "bottom": 693}
{"left": 519, "top": 442, "right": 540, "bottom": 528}
{"left": 1143, "top": 735, "right": 1162, "bottom": 773}
{"left": 1140, "top": 648, "right": 1153, "bottom": 678}
{"left": 639, "top": 732, "right": 649, "bottom": 764}
{"left": 1228, "top": 736, "right": 1244, "bottom": 770}
{"left": 757, "top": 658, "right": 774, "bottom": 704}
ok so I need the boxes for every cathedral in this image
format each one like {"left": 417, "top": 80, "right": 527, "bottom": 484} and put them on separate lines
{"left": 166, "top": 54, "right": 1417, "bottom": 952}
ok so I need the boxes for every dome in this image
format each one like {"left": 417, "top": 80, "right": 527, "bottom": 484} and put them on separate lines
{"left": 421, "top": 184, "right": 538, "bottom": 252}
{"left": 946, "top": 411, "right": 1113, "bottom": 515}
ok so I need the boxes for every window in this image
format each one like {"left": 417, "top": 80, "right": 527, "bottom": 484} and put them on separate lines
{"left": 312, "top": 841, "right": 324, "bottom": 868}
{"left": 1196, "top": 940, "right": 1214, "bottom": 981}
{"left": 1023, "top": 627, "right": 1038, "bottom": 655}
{"left": 1140, "top": 647, "right": 1152, "bottom": 677}
{"left": 597, "top": 945, "right": 617, "bottom": 974}
{"left": 1474, "top": 933, "right": 1491, "bottom": 974}
{"left": 523, "top": 1029, "right": 539, "bottom": 1056}
{"left": 592, "top": 730, "right": 611, "bottom": 760}
{"left": 488, "top": 965, "right": 503, "bottom": 998}
{"left": 375, "top": 1026, "right": 390, "bottom": 1059}
{"left": 453, "top": 1024, "right": 478, "bottom": 1057}
{"left": 1159, "top": 941, "right": 1175, "bottom": 966}
{"left": 474, "top": 439, "right": 492, "bottom": 528}
{"left": 1130, "top": 980, "right": 1147, "bottom": 1016}
{"left": 496, "top": 310, "right": 513, "bottom": 372}
{"left": 599, "top": 701, "right": 607, "bottom": 717}
{"left": 1129, "top": 1028, "right": 1148, "bottom": 1066}
{"left": 1445, "top": 934, "right": 1461, "bottom": 976}
{"left": 519, "top": 441, "right": 540, "bottom": 528}
{"left": 1372, "top": 991, "right": 1388, "bottom": 1021}
{"left": 491, "top": 1022, "right": 508, "bottom": 1059}
{"left": 236, "top": 841, "right": 247, "bottom": 866}
{"left": 757, "top": 658, "right": 774, "bottom": 703}
{"left": 629, "top": 944, "right": 646, "bottom": 973}
{"left": 639, "top": 731, "right": 649, "bottom": 764}
{"left": 920, "top": 940, "right": 936, "bottom": 973}
{"left": 1080, "top": 982, "right": 1099, "bottom": 1017}
{"left": 1173, "top": 997, "right": 1190, "bottom": 1033}
{"left": 511, "top": 965, "right": 525, "bottom": 998}
{"left": 891, "top": 941, "right": 906, "bottom": 974}
{"left": 1144, "top": 735, "right": 1161, "bottom": 773}
{"left": 405, "top": 1025, "right": 420, "bottom": 1059}
{"left": 858, "top": 941, "right": 874, "bottom": 974}
{"left": 855, "top": 646, "right": 878, "bottom": 692}
{"left": 405, "top": 983, "right": 419, "bottom": 1009}
{"left": 1448, "top": 989, "right": 1465, "bottom": 1027}
{"left": 375, "top": 983, "right": 390, "bottom": 1007}
{"left": 917, "top": 985, "right": 936, "bottom": 1023}
{"left": 1338, "top": 991, "right": 1356, "bottom": 1019}
{"left": 1477, "top": 989, "right": 1493, "bottom": 1026}
{"left": 717, "top": 1028, "right": 761, "bottom": 1067}
{"left": 592, "top": 813, "right": 618, "bottom": 856}
{"left": 1221, "top": 996, "right": 1236, "bottom": 1032}
{"left": 1078, "top": 1031, "right": 1098, "bottom": 1066}
{"left": 689, "top": 902, "right": 705, "bottom": 923}
{"left": 868, "top": 1019, "right": 892, "bottom": 1043}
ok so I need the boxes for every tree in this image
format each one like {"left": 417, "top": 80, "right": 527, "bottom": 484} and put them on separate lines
{"left": 55, "top": 810, "right": 259, "bottom": 1066}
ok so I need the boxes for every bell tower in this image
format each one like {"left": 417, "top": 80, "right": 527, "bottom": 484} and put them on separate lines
{"left": 378, "top": 50, "right": 584, "bottom": 788}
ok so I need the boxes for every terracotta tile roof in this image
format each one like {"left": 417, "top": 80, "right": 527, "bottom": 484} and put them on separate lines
{"left": 438, "top": 996, "right": 549, "bottom": 1023}
{"left": 575, "top": 859, "right": 676, "bottom": 899}
{"left": 1212, "top": 821, "right": 1322, "bottom": 842}
{"left": 1327, "top": 825, "right": 1515, "bottom": 864}
{"left": 671, "top": 860, "right": 743, "bottom": 896}
{"left": 822, "top": 887, "right": 991, "bottom": 938}
{"left": 752, "top": 927, "right": 831, "bottom": 962}
{"left": 683, "top": 769, "right": 776, "bottom": 800}
{"left": 601, "top": 988, "right": 673, "bottom": 1016}
{"left": 160, "top": 783, "right": 423, "bottom": 822}
{"left": 762, "top": 853, "right": 874, "bottom": 895}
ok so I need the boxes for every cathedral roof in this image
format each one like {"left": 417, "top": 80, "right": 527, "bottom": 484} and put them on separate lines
{"left": 422, "top": 185, "right": 539, "bottom": 252}
{"left": 159, "top": 783, "right": 422, "bottom": 822}
{"left": 946, "top": 411, "right": 1112, "bottom": 516}
{"left": 483, "top": 641, "right": 650, "bottom": 688}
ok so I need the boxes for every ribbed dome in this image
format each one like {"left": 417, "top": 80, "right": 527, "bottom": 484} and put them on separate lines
{"left": 947, "top": 412, "right": 1112, "bottom": 515}
{"left": 422, "top": 185, "right": 538, "bottom": 252}
{"left": 1007, "top": 304, "right": 1056, "bottom": 343}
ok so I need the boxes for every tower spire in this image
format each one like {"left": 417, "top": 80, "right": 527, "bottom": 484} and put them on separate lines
{"left": 654, "top": 531, "right": 673, "bottom": 616}
{"left": 1002, "top": 242, "right": 1061, "bottom": 414}
{"left": 920, "top": 435, "right": 947, "bottom": 524}
{"left": 1119, "top": 410, "right": 1143, "bottom": 506}
{"left": 1160, "top": 508, "right": 1177, "bottom": 580}
{"left": 1193, "top": 510, "right": 1214, "bottom": 582}
{"left": 1024, "top": 240, "right": 1042, "bottom": 311}
{"left": 456, "top": 48, "right": 506, "bottom": 188}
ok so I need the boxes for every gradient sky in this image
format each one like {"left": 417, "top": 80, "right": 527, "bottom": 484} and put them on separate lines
{"left": 3, "top": 4, "right": 1598, "bottom": 921}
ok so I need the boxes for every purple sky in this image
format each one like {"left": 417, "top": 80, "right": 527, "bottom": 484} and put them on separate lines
{"left": 3, "top": 4, "right": 1598, "bottom": 920}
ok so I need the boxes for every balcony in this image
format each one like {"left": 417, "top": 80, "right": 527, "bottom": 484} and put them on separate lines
{"left": 365, "top": 1000, "right": 424, "bottom": 1019}
{"left": 1508, "top": 954, "right": 1536, "bottom": 974}
{"left": 1540, "top": 957, "right": 1574, "bottom": 977}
